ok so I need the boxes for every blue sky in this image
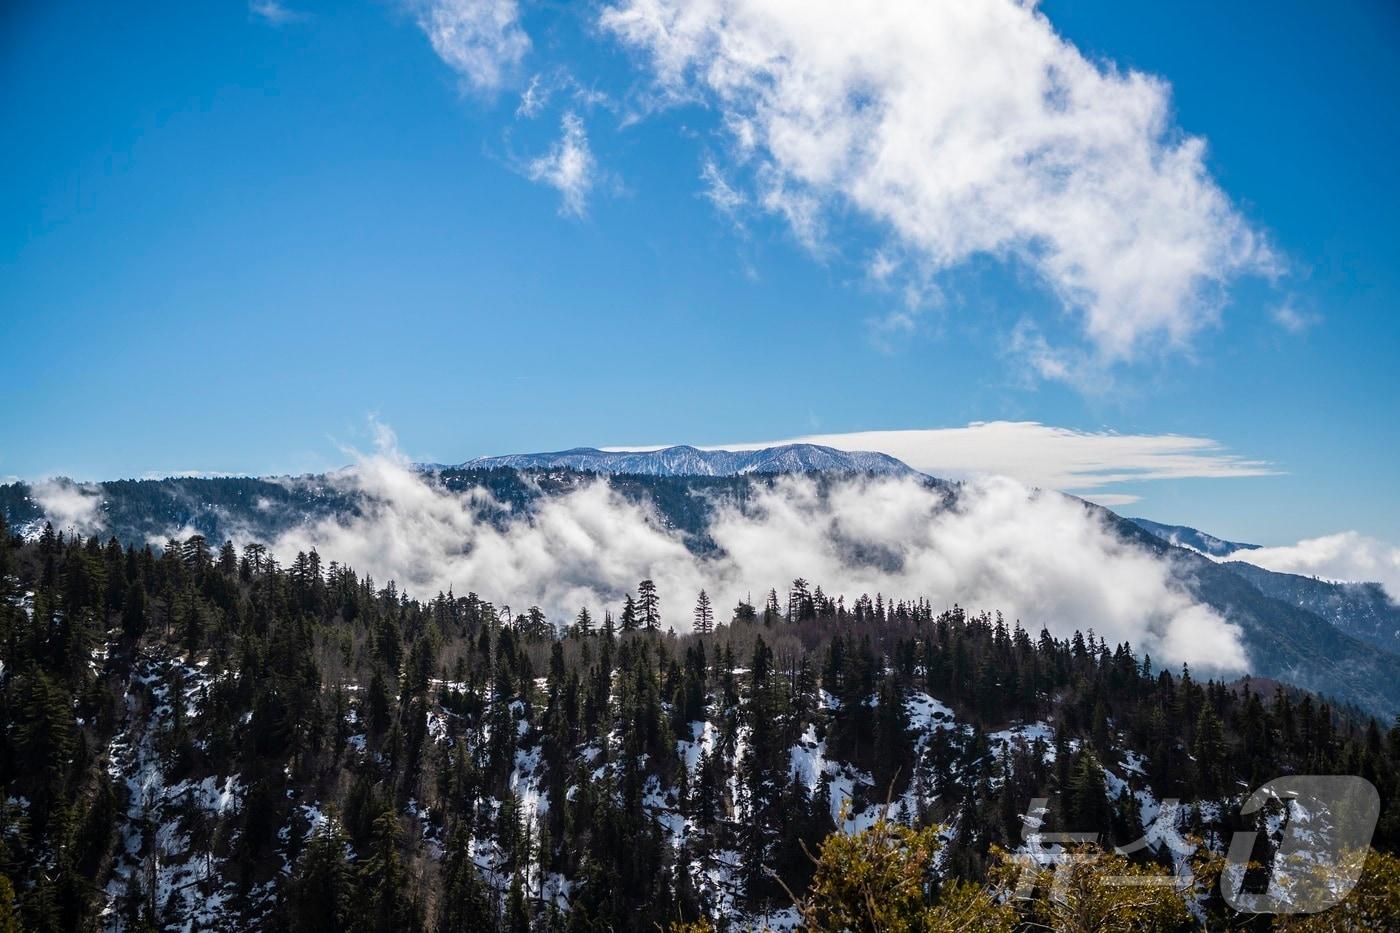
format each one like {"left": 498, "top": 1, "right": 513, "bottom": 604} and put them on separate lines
{"left": 1, "top": 0, "right": 1398, "bottom": 550}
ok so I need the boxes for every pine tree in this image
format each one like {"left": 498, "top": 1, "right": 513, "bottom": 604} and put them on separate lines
{"left": 356, "top": 806, "right": 415, "bottom": 932}
{"left": 290, "top": 819, "right": 353, "bottom": 932}
{"left": 763, "top": 589, "right": 782, "bottom": 626}
{"left": 1192, "top": 703, "right": 1228, "bottom": 797}
{"left": 16, "top": 669, "right": 74, "bottom": 800}
{"left": 871, "top": 676, "right": 911, "bottom": 794}
{"left": 367, "top": 669, "right": 392, "bottom": 735}
{"left": 733, "top": 595, "right": 756, "bottom": 624}
{"left": 504, "top": 870, "right": 530, "bottom": 933}
{"left": 692, "top": 589, "right": 714, "bottom": 635}
{"left": 1064, "top": 750, "right": 1113, "bottom": 837}
{"left": 438, "top": 825, "right": 491, "bottom": 932}
{"left": 638, "top": 579, "right": 660, "bottom": 631}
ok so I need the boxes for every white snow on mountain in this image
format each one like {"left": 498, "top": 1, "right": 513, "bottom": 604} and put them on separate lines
{"left": 457, "top": 444, "right": 921, "bottom": 478}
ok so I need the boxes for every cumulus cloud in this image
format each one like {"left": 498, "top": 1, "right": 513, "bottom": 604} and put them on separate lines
{"left": 1223, "top": 532, "right": 1400, "bottom": 603}
{"left": 260, "top": 431, "right": 1246, "bottom": 671}
{"left": 527, "top": 112, "right": 597, "bottom": 216}
{"left": 414, "top": 0, "right": 530, "bottom": 94}
{"left": 601, "top": 0, "right": 1273, "bottom": 369}
{"left": 608, "top": 421, "right": 1277, "bottom": 503}
{"left": 31, "top": 478, "right": 105, "bottom": 537}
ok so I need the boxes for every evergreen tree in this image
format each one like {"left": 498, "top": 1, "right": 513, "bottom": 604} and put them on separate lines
{"left": 1192, "top": 703, "right": 1228, "bottom": 797}
{"left": 692, "top": 589, "right": 714, "bottom": 635}
{"left": 356, "top": 806, "right": 415, "bottom": 933}
{"left": 620, "top": 594, "right": 639, "bottom": 632}
{"left": 438, "top": 825, "right": 492, "bottom": 933}
{"left": 290, "top": 819, "right": 353, "bottom": 933}
{"left": 637, "top": 579, "right": 660, "bottom": 631}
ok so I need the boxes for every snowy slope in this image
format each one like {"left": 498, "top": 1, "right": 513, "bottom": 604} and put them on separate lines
{"left": 459, "top": 444, "right": 921, "bottom": 478}
{"left": 1129, "top": 517, "right": 1258, "bottom": 558}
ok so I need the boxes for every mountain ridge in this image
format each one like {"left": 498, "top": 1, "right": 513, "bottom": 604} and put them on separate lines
{"left": 455, "top": 443, "right": 922, "bottom": 478}
{"left": 1129, "top": 516, "right": 1259, "bottom": 557}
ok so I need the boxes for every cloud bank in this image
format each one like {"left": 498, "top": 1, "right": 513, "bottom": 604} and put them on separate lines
{"left": 263, "top": 433, "right": 1246, "bottom": 671}
{"left": 1224, "top": 532, "right": 1400, "bottom": 603}
{"left": 32, "top": 478, "right": 105, "bottom": 537}
{"left": 601, "top": 0, "right": 1273, "bottom": 370}
{"left": 608, "top": 421, "right": 1277, "bottom": 505}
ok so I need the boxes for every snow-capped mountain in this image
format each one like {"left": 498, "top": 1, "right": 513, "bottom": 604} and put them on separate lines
{"left": 1130, "top": 516, "right": 1259, "bottom": 558}
{"left": 458, "top": 443, "right": 922, "bottom": 478}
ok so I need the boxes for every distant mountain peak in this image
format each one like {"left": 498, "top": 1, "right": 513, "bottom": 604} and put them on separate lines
{"left": 1130, "top": 517, "right": 1258, "bottom": 558}
{"left": 458, "top": 443, "right": 922, "bottom": 478}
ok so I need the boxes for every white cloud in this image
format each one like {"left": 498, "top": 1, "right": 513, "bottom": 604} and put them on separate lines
{"left": 866, "top": 308, "right": 918, "bottom": 352}
{"left": 608, "top": 421, "right": 1276, "bottom": 499}
{"left": 527, "top": 112, "right": 597, "bottom": 216}
{"left": 250, "top": 0, "right": 305, "bottom": 25}
{"left": 708, "top": 474, "right": 1247, "bottom": 671}
{"left": 1270, "top": 302, "right": 1318, "bottom": 334}
{"left": 31, "top": 478, "right": 105, "bottom": 537}
{"left": 415, "top": 0, "right": 530, "bottom": 94}
{"left": 1081, "top": 493, "right": 1141, "bottom": 507}
{"left": 602, "top": 0, "right": 1273, "bottom": 369}
{"left": 516, "top": 70, "right": 616, "bottom": 120}
{"left": 259, "top": 429, "right": 1246, "bottom": 671}
{"left": 517, "top": 74, "right": 549, "bottom": 117}
{"left": 1223, "top": 532, "right": 1400, "bottom": 602}
{"left": 700, "top": 158, "right": 746, "bottom": 218}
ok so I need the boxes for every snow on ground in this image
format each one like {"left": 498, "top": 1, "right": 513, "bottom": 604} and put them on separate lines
{"left": 906, "top": 692, "right": 956, "bottom": 734}
{"left": 102, "top": 652, "right": 245, "bottom": 932}
{"left": 788, "top": 730, "right": 866, "bottom": 830}
{"left": 677, "top": 719, "right": 717, "bottom": 774}
{"left": 785, "top": 691, "right": 960, "bottom": 833}
{"left": 426, "top": 708, "right": 450, "bottom": 744}
{"left": 643, "top": 774, "right": 686, "bottom": 849}
{"left": 509, "top": 744, "right": 548, "bottom": 825}
{"left": 987, "top": 721, "right": 1055, "bottom": 756}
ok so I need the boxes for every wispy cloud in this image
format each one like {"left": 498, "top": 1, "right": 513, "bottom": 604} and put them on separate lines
{"left": 249, "top": 0, "right": 305, "bottom": 25}
{"left": 865, "top": 308, "right": 918, "bottom": 354}
{"left": 512, "top": 70, "right": 614, "bottom": 119}
{"left": 602, "top": 0, "right": 1274, "bottom": 376}
{"left": 1271, "top": 301, "right": 1319, "bottom": 334}
{"left": 413, "top": 0, "right": 530, "bottom": 94}
{"left": 517, "top": 73, "right": 550, "bottom": 117}
{"left": 526, "top": 112, "right": 597, "bottom": 216}
{"left": 700, "top": 158, "right": 746, "bottom": 219}
{"left": 608, "top": 421, "right": 1277, "bottom": 501}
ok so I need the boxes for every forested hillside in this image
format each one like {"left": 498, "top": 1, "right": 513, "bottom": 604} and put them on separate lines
{"left": 2, "top": 516, "right": 1398, "bottom": 930}
{"left": 4, "top": 468, "right": 1399, "bottom": 719}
